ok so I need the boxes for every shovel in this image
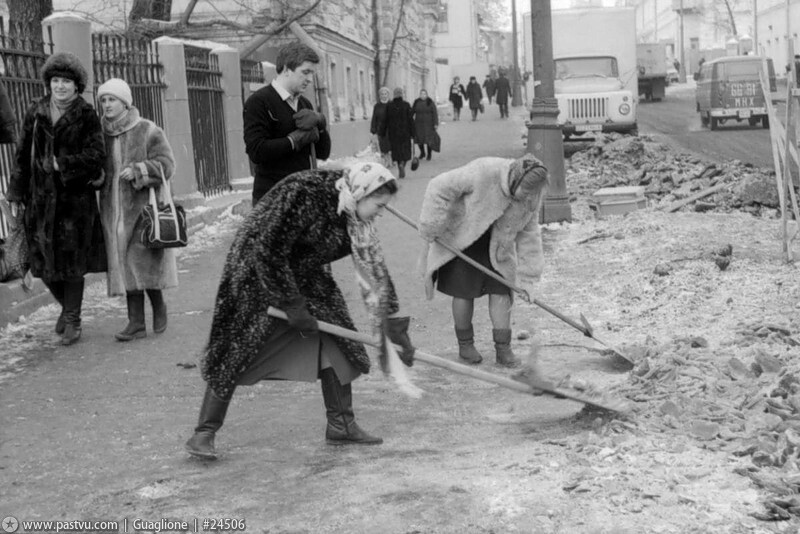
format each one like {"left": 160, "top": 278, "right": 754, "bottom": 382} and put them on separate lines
{"left": 267, "top": 307, "right": 632, "bottom": 414}
{"left": 385, "top": 205, "right": 635, "bottom": 369}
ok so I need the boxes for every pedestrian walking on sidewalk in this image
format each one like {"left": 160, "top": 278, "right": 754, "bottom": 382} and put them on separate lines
{"left": 96, "top": 78, "right": 178, "bottom": 342}
{"left": 466, "top": 76, "right": 483, "bottom": 122}
{"left": 411, "top": 89, "right": 438, "bottom": 162}
{"left": 185, "top": 162, "right": 416, "bottom": 460}
{"left": 6, "top": 52, "right": 107, "bottom": 346}
{"left": 243, "top": 41, "right": 331, "bottom": 206}
{"left": 448, "top": 77, "right": 466, "bottom": 121}
{"left": 417, "top": 154, "right": 548, "bottom": 367}
{"left": 494, "top": 70, "right": 511, "bottom": 119}
{"left": 483, "top": 74, "right": 496, "bottom": 105}
{"left": 380, "top": 87, "right": 415, "bottom": 179}
{"left": 370, "top": 86, "right": 392, "bottom": 168}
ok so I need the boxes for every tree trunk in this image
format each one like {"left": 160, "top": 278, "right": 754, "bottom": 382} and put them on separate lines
{"left": 372, "top": 0, "right": 381, "bottom": 96}
{"left": 7, "top": 0, "right": 53, "bottom": 37}
{"left": 382, "top": 0, "right": 406, "bottom": 88}
{"left": 722, "top": 0, "right": 738, "bottom": 37}
{"left": 130, "top": 0, "right": 173, "bottom": 22}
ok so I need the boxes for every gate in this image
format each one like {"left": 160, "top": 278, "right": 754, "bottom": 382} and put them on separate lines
{"left": 184, "top": 45, "right": 229, "bottom": 196}
{"left": 0, "top": 19, "right": 51, "bottom": 238}
{"left": 92, "top": 33, "right": 166, "bottom": 128}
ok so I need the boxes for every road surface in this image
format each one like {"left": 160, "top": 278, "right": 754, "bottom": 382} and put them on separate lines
{"left": 636, "top": 81, "right": 776, "bottom": 169}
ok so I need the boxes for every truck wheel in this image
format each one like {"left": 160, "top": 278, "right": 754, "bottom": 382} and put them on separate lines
{"left": 748, "top": 117, "right": 758, "bottom": 127}
{"left": 710, "top": 117, "right": 718, "bottom": 131}
{"left": 762, "top": 116, "right": 770, "bottom": 129}
{"left": 700, "top": 113, "right": 709, "bottom": 127}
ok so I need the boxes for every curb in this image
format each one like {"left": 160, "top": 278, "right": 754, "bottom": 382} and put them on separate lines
{"left": 0, "top": 190, "right": 250, "bottom": 329}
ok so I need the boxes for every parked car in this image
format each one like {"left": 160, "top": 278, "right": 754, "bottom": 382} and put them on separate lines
{"left": 695, "top": 55, "right": 776, "bottom": 130}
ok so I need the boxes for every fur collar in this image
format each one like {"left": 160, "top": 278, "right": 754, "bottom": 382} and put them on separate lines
{"left": 101, "top": 106, "right": 141, "bottom": 137}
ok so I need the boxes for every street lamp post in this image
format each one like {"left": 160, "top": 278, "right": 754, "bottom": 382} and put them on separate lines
{"left": 528, "top": 0, "right": 570, "bottom": 223}
{"left": 511, "top": 0, "right": 523, "bottom": 107}
{"left": 679, "top": 0, "right": 686, "bottom": 82}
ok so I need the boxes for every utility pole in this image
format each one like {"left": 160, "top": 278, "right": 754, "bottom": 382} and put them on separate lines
{"left": 679, "top": 0, "right": 686, "bottom": 83}
{"left": 753, "top": 0, "right": 758, "bottom": 54}
{"left": 654, "top": 0, "right": 658, "bottom": 41}
{"left": 528, "top": 0, "right": 570, "bottom": 223}
{"left": 511, "top": 0, "right": 522, "bottom": 106}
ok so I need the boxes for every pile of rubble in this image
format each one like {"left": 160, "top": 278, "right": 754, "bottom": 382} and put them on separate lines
{"left": 608, "top": 318, "right": 800, "bottom": 520}
{"left": 566, "top": 134, "right": 781, "bottom": 216}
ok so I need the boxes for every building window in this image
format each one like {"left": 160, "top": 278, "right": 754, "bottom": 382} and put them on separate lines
{"left": 690, "top": 37, "right": 699, "bottom": 50}
{"left": 435, "top": 3, "right": 449, "bottom": 33}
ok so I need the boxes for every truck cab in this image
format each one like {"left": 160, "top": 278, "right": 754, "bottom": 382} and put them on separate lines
{"left": 554, "top": 55, "right": 637, "bottom": 139}
{"left": 695, "top": 56, "right": 776, "bottom": 130}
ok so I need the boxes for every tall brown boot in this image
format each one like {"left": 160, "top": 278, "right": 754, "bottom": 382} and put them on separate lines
{"left": 455, "top": 326, "right": 483, "bottom": 364}
{"left": 115, "top": 291, "right": 146, "bottom": 341}
{"left": 320, "top": 368, "right": 382, "bottom": 445}
{"left": 493, "top": 328, "right": 520, "bottom": 368}
{"left": 185, "top": 387, "right": 232, "bottom": 460}
{"left": 146, "top": 289, "right": 167, "bottom": 333}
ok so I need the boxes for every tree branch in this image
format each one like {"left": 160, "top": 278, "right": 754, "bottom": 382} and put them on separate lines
{"left": 382, "top": 0, "right": 407, "bottom": 87}
{"left": 180, "top": 0, "right": 200, "bottom": 26}
{"left": 238, "top": 0, "right": 322, "bottom": 59}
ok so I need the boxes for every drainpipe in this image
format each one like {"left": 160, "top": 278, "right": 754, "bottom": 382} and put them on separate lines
{"left": 289, "top": 21, "right": 330, "bottom": 118}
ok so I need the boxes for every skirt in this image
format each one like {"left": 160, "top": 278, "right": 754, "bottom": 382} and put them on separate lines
{"left": 236, "top": 323, "right": 359, "bottom": 386}
{"left": 435, "top": 228, "right": 511, "bottom": 299}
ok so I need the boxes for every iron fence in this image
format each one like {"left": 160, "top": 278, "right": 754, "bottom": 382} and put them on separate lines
{"left": 185, "top": 44, "right": 229, "bottom": 196}
{"left": 92, "top": 33, "right": 166, "bottom": 128}
{"left": 240, "top": 58, "right": 264, "bottom": 103}
{"left": 0, "top": 18, "right": 51, "bottom": 238}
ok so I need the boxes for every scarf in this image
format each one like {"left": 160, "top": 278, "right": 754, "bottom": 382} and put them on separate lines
{"left": 335, "top": 162, "right": 422, "bottom": 398}
{"left": 49, "top": 94, "right": 77, "bottom": 125}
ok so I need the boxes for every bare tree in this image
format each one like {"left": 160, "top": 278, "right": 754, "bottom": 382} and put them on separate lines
{"left": 129, "top": 0, "right": 173, "bottom": 22}
{"left": 7, "top": 0, "right": 53, "bottom": 36}
{"left": 721, "top": 0, "right": 738, "bottom": 37}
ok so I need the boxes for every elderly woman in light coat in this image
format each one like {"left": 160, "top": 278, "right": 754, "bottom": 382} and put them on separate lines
{"left": 418, "top": 154, "right": 548, "bottom": 367}
{"left": 96, "top": 78, "right": 178, "bottom": 341}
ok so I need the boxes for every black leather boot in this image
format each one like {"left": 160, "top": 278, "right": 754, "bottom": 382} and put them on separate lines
{"left": 45, "top": 280, "right": 66, "bottom": 334}
{"left": 418, "top": 144, "right": 426, "bottom": 159}
{"left": 320, "top": 368, "right": 382, "bottom": 445}
{"left": 146, "top": 289, "right": 167, "bottom": 334}
{"left": 61, "top": 278, "right": 84, "bottom": 346}
{"left": 493, "top": 328, "right": 520, "bottom": 368}
{"left": 455, "top": 326, "right": 483, "bottom": 364}
{"left": 185, "top": 387, "right": 232, "bottom": 460}
{"left": 115, "top": 291, "right": 146, "bottom": 341}
{"left": 398, "top": 162, "right": 406, "bottom": 179}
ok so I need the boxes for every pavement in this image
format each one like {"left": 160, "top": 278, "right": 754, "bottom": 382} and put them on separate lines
{"left": 0, "top": 103, "right": 606, "bottom": 531}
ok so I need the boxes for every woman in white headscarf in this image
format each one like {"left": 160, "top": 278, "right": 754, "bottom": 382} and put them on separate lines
{"left": 185, "top": 162, "right": 416, "bottom": 460}
{"left": 96, "top": 78, "right": 178, "bottom": 342}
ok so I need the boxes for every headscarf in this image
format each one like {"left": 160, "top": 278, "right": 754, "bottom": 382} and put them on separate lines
{"left": 507, "top": 153, "right": 549, "bottom": 198}
{"left": 378, "top": 86, "right": 391, "bottom": 103}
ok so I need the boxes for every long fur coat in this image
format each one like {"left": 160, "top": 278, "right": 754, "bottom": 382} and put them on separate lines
{"left": 202, "top": 169, "right": 400, "bottom": 399}
{"left": 7, "top": 95, "right": 106, "bottom": 282}
{"left": 418, "top": 156, "right": 547, "bottom": 299}
{"left": 98, "top": 107, "right": 178, "bottom": 295}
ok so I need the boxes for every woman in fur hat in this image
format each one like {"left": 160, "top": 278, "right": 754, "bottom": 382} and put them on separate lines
{"left": 418, "top": 154, "right": 548, "bottom": 367}
{"left": 185, "top": 161, "right": 416, "bottom": 460}
{"left": 96, "top": 78, "right": 178, "bottom": 341}
{"left": 7, "top": 52, "right": 106, "bottom": 346}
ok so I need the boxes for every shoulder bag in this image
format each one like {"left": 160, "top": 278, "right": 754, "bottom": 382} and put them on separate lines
{"left": 138, "top": 163, "right": 188, "bottom": 249}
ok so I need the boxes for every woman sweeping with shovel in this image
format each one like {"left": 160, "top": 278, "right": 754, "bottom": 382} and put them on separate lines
{"left": 417, "top": 153, "right": 549, "bottom": 367}
{"left": 185, "top": 162, "right": 416, "bottom": 460}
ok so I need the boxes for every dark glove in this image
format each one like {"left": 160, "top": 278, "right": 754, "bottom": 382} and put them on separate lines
{"left": 287, "top": 127, "right": 320, "bottom": 151}
{"left": 283, "top": 296, "right": 318, "bottom": 336}
{"left": 386, "top": 316, "right": 415, "bottom": 367}
{"left": 293, "top": 109, "right": 327, "bottom": 131}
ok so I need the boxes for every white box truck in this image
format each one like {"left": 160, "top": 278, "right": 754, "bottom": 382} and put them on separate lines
{"left": 637, "top": 43, "right": 668, "bottom": 101}
{"left": 551, "top": 7, "right": 638, "bottom": 139}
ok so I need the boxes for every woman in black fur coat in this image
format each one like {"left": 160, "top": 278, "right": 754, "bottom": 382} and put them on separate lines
{"left": 7, "top": 52, "right": 106, "bottom": 346}
{"left": 185, "top": 162, "right": 416, "bottom": 460}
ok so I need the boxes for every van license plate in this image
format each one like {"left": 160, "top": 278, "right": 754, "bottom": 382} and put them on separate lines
{"left": 576, "top": 124, "right": 602, "bottom": 132}
{"left": 739, "top": 110, "right": 751, "bottom": 119}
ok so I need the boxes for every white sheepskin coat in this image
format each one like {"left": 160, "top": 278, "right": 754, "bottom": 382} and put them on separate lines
{"left": 417, "top": 156, "right": 548, "bottom": 299}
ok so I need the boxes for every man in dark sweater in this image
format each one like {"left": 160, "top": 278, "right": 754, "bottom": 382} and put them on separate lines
{"left": 243, "top": 41, "right": 332, "bottom": 205}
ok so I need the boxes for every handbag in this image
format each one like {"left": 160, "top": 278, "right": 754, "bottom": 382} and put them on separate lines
{"left": 430, "top": 131, "right": 442, "bottom": 153}
{"left": 0, "top": 197, "right": 29, "bottom": 282}
{"left": 138, "top": 163, "right": 188, "bottom": 249}
{"left": 410, "top": 143, "right": 420, "bottom": 171}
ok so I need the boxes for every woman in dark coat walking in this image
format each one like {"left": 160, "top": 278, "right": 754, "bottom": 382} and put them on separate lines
{"left": 465, "top": 76, "right": 483, "bottom": 121}
{"left": 370, "top": 86, "right": 392, "bottom": 167}
{"left": 7, "top": 52, "right": 106, "bottom": 346}
{"left": 411, "top": 89, "right": 438, "bottom": 161}
{"left": 448, "top": 76, "right": 467, "bottom": 121}
{"left": 185, "top": 162, "right": 416, "bottom": 460}
{"left": 380, "top": 87, "right": 415, "bottom": 179}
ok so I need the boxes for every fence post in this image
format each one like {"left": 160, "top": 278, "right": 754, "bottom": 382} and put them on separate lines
{"left": 41, "top": 13, "right": 93, "bottom": 103}
{"left": 153, "top": 37, "right": 198, "bottom": 198}
{"left": 211, "top": 46, "right": 249, "bottom": 181}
